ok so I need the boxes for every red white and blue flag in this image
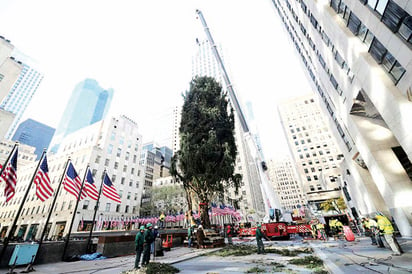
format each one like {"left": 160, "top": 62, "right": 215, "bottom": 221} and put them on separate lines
{"left": 84, "top": 168, "right": 99, "bottom": 200}
{"left": 1, "top": 147, "right": 18, "bottom": 202}
{"left": 63, "top": 162, "right": 86, "bottom": 200}
{"left": 34, "top": 155, "right": 54, "bottom": 201}
{"left": 102, "top": 173, "right": 121, "bottom": 203}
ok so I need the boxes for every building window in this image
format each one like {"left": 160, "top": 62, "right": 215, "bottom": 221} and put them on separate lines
{"left": 105, "top": 159, "right": 110, "bottom": 166}
{"left": 83, "top": 200, "right": 89, "bottom": 210}
{"left": 116, "top": 204, "right": 121, "bottom": 212}
{"left": 107, "top": 144, "right": 113, "bottom": 154}
{"left": 369, "top": 38, "right": 387, "bottom": 63}
{"left": 105, "top": 203, "right": 111, "bottom": 212}
{"left": 399, "top": 16, "right": 412, "bottom": 43}
{"left": 348, "top": 12, "right": 361, "bottom": 35}
{"left": 381, "top": 0, "right": 406, "bottom": 32}
{"left": 370, "top": 38, "right": 406, "bottom": 82}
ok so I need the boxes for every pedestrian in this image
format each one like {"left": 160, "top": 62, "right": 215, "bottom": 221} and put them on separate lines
{"left": 227, "top": 225, "right": 233, "bottom": 245}
{"left": 256, "top": 224, "right": 268, "bottom": 254}
{"left": 134, "top": 225, "right": 145, "bottom": 269}
{"left": 197, "top": 225, "right": 205, "bottom": 249}
{"left": 376, "top": 213, "right": 402, "bottom": 256}
{"left": 187, "top": 224, "right": 194, "bottom": 248}
{"left": 142, "top": 223, "right": 154, "bottom": 266}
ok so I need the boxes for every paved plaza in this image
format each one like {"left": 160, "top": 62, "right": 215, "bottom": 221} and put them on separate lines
{"left": 2, "top": 236, "right": 412, "bottom": 274}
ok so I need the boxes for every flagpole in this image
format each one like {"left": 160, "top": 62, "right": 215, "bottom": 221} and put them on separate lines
{"left": 86, "top": 169, "right": 106, "bottom": 254}
{"left": 35, "top": 158, "right": 70, "bottom": 264}
{"left": 62, "top": 164, "right": 89, "bottom": 261}
{"left": 0, "top": 143, "right": 18, "bottom": 178}
{"left": 0, "top": 145, "right": 39, "bottom": 261}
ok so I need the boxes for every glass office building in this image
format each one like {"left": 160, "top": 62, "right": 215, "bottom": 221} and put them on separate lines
{"left": 50, "top": 78, "right": 113, "bottom": 153}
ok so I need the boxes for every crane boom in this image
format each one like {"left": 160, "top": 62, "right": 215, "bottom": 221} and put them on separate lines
{"left": 196, "top": 9, "right": 283, "bottom": 219}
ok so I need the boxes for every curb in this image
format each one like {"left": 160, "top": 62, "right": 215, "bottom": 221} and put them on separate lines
{"left": 310, "top": 243, "right": 344, "bottom": 274}
{"left": 164, "top": 247, "right": 223, "bottom": 265}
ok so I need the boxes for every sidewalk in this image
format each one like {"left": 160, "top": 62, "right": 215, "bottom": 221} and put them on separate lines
{"left": 310, "top": 236, "right": 412, "bottom": 274}
{"left": 1, "top": 246, "right": 220, "bottom": 274}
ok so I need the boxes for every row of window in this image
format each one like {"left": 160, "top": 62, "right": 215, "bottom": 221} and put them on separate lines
{"left": 297, "top": 0, "right": 356, "bottom": 87}
{"left": 361, "top": 0, "right": 412, "bottom": 45}
{"left": 331, "top": 0, "right": 406, "bottom": 84}
{"left": 273, "top": 0, "right": 354, "bottom": 152}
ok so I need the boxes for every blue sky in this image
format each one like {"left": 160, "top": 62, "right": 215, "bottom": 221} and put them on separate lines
{"left": 0, "top": 0, "right": 311, "bottom": 160}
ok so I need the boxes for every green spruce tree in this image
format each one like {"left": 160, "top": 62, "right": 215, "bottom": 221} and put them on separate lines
{"left": 170, "top": 76, "right": 241, "bottom": 228}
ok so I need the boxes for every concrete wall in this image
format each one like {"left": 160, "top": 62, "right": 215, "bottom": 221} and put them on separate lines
{"left": 0, "top": 240, "right": 87, "bottom": 268}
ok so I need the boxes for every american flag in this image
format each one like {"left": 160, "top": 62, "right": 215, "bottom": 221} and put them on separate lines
{"left": 34, "top": 155, "right": 54, "bottom": 201}
{"left": 84, "top": 168, "right": 99, "bottom": 200}
{"left": 63, "top": 162, "right": 86, "bottom": 200}
{"left": 102, "top": 173, "right": 121, "bottom": 203}
{"left": 1, "top": 147, "right": 18, "bottom": 202}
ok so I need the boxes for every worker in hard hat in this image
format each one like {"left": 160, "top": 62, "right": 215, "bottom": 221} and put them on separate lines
{"left": 142, "top": 223, "right": 154, "bottom": 266}
{"left": 134, "top": 225, "right": 145, "bottom": 269}
{"left": 376, "top": 214, "right": 402, "bottom": 256}
{"left": 256, "top": 224, "right": 269, "bottom": 254}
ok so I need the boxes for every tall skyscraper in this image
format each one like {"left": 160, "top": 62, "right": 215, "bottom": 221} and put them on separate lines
{"left": 270, "top": 0, "right": 412, "bottom": 236}
{"left": 50, "top": 78, "right": 113, "bottom": 153}
{"left": 191, "top": 38, "right": 266, "bottom": 219}
{"left": 278, "top": 94, "right": 343, "bottom": 215}
{"left": 12, "top": 118, "right": 55, "bottom": 160}
{"left": 0, "top": 41, "right": 43, "bottom": 139}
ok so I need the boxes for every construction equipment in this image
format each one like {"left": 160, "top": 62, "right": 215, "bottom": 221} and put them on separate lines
{"left": 196, "top": 9, "right": 283, "bottom": 220}
{"left": 239, "top": 223, "right": 311, "bottom": 240}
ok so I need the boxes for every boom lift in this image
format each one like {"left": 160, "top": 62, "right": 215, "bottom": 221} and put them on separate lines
{"left": 196, "top": 9, "right": 284, "bottom": 222}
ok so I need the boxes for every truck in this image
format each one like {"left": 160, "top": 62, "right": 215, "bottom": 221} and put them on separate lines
{"left": 239, "top": 222, "right": 311, "bottom": 240}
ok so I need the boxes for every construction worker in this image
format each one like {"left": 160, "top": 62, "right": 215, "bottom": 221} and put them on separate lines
{"left": 159, "top": 212, "right": 165, "bottom": 228}
{"left": 310, "top": 220, "right": 318, "bottom": 239}
{"left": 329, "top": 219, "right": 337, "bottom": 240}
{"left": 316, "top": 221, "right": 327, "bottom": 241}
{"left": 134, "top": 225, "right": 145, "bottom": 269}
{"left": 376, "top": 214, "right": 402, "bottom": 255}
{"left": 187, "top": 224, "right": 194, "bottom": 248}
{"left": 227, "top": 225, "right": 233, "bottom": 245}
{"left": 335, "top": 219, "right": 343, "bottom": 239}
{"left": 142, "top": 223, "right": 154, "bottom": 266}
{"left": 256, "top": 224, "right": 269, "bottom": 254}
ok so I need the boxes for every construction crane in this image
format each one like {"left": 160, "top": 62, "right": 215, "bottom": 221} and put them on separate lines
{"left": 196, "top": 9, "right": 284, "bottom": 221}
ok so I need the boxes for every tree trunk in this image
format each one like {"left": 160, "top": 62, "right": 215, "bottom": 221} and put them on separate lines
{"left": 199, "top": 202, "right": 211, "bottom": 228}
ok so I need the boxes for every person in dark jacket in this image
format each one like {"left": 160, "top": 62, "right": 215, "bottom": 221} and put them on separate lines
{"left": 197, "top": 225, "right": 206, "bottom": 248}
{"left": 134, "top": 226, "right": 145, "bottom": 269}
{"left": 142, "top": 223, "right": 154, "bottom": 266}
{"left": 256, "top": 224, "right": 268, "bottom": 254}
